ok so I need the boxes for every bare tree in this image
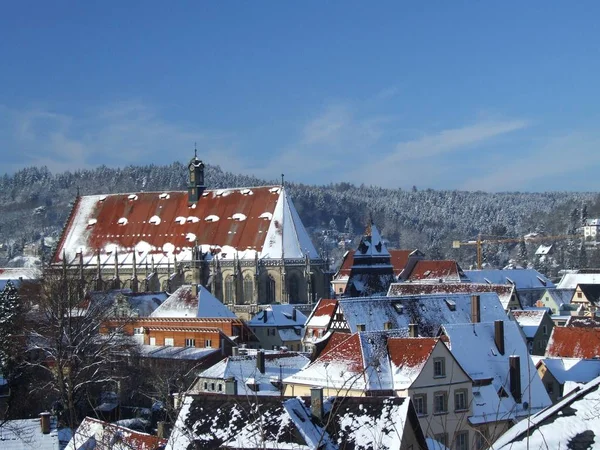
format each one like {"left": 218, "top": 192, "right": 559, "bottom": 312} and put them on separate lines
{"left": 22, "top": 267, "right": 137, "bottom": 428}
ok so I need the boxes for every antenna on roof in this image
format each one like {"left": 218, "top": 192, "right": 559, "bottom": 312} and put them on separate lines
{"left": 281, "top": 173, "right": 285, "bottom": 187}
{"left": 194, "top": 142, "right": 197, "bottom": 158}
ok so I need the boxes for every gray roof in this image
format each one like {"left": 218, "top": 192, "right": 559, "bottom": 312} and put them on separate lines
{"left": 464, "top": 269, "right": 555, "bottom": 290}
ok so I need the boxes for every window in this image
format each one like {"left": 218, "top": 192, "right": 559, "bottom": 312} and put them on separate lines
{"left": 288, "top": 274, "right": 300, "bottom": 304}
{"left": 433, "top": 357, "right": 446, "bottom": 378}
{"left": 434, "top": 392, "right": 448, "bottom": 414}
{"left": 210, "top": 383, "right": 215, "bottom": 391}
{"left": 205, "top": 339, "right": 212, "bottom": 348}
{"left": 133, "top": 328, "right": 143, "bottom": 335}
{"left": 413, "top": 394, "right": 427, "bottom": 416}
{"left": 218, "top": 384, "right": 222, "bottom": 392}
{"left": 454, "top": 389, "right": 468, "bottom": 411}
{"left": 474, "top": 429, "right": 488, "bottom": 450}
{"left": 384, "top": 321, "right": 392, "bottom": 330}
{"left": 185, "top": 338, "right": 196, "bottom": 347}
{"left": 454, "top": 431, "right": 468, "bottom": 450}
{"left": 203, "top": 382, "right": 208, "bottom": 390}
{"left": 357, "top": 324, "right": 366, "bottom": 332}
{"left": 543, "top": 325, "right": 548, "bottom": 335}
{"left": 265, "top": 275, "right": 276, "bottom": 304}
{"left": 149, "top": 337, "right": 156, "bottom": 346}
{"left": 164, "top": 337, "right": 174, "bottom": 346}
{"left": 434, "top": 433, "right": 448, "bottom": 448}
{"left": 578, "top": 292, "right": 583, "bottom": 298}
{"left": 243, "top": 275, "right": 254, "bottom": 304}
{"left": 225, "top": 276, "right": 235, "bottom": 304}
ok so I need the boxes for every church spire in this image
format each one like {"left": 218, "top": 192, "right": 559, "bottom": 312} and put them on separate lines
{"left": 188, "top": 147, "right": 206, "bottom": 204}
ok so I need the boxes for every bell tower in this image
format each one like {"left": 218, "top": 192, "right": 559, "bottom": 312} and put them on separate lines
{"left": 188, "top": 148, "right": 206, "bottom": 203}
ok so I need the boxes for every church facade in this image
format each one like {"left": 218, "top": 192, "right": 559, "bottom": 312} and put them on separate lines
{"left": 53, "top": 155, "right": 328, "bottom": 305}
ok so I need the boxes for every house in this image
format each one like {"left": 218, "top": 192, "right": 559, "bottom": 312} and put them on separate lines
{"left": 441, "top": 320, "right": 552, "bottom": 445}
{"left": 52, "top": 156, "right": 328, "bottom": 305}
{"left": 0, "top": 413, "right": 72, "bottom": 450}
{"left": 570, "top": 283, "right": 600, "bottom": 314}
{"left": 535, "top": 288, "right": 575, "bottom": 322}
{"left": 583, "top": 218, "right": 600, "bottom": 241}
{"left": 565, "top": 315, "right": 600, "bottom": 327}
{"left": 545, "top": 327, "right": 600, "bottom": 358}
{"left": 534, "top": 244, "right": 553, "bottom": 258}
{"left": 492, "top": 375, "right": 600, "bottom": 450}
{"left": 402, "top": 260, "right": 469, "bottom": 283}
{"left": 463, "top": 269, "right": 555, "bottom": 307}
{"left": 190, "top": 350, "right": 309, "bottom": 396}
{"left": 284, "top": 332, "right": 473, "bottom": 449}
{"left": 536, "top": 357, "right": 600, "bottom": 403}
{"left": 101, "top": 284, "right": 259, "bottom": 349}
{"left": 510, "top": 309, "right": 554, "bottom": 355}
{"left": 247, "top": 305, "right": 306, "bottom": 351}
{"left": 303, "top": 292, "right": 508, "bottom": 349}
{"left": 82, "top": 289, "right": 167, "bottom": 318}
{"left": 166, "top": 393, "right": 428, "bottom": 450}
{"left": 556, "top": 269, "right": 600, "bottom": 289}
{"left": 0, "top": 267, "right": 40, "bottom": 290}
{"left": 342, "top": 222, "right": 396, "bottom": 297}
{"left": 388, "top": 282, "right": 522, "bottom": 311}
{"left": 331, "top": 248, "right": 424, "bottom": 296}
{"left": 65, "top": 416, "right": 166, "bottom": 450}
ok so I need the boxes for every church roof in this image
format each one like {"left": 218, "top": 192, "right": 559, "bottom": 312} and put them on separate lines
{"left": 54, "top": 186, "right": 319, "bottom": 267}
{"left": 335, "top": 249, "right": 416, "bottom": 279}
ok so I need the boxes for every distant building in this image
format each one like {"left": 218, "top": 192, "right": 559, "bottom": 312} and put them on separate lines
{"left": 52, "top": 155, "right": 328, "bottom": 306}
{"left": 536, "top": 357, "right": 600, "bottom": 403}
{"left": 583, "top": 218, "right": 600, "bottom": 241}
{"left": 511, "top": 309, "right": 554, "bottom": 355}
{"left": 403, "top": 260, "right": 469, "bottom": 283}
{"left": 246, "top": 305, "right": 306, "bottom": 351}
{"left": 570, "top": 283, "right": 600, "bottom": 315}
{"left": 546, "top": 327, "right": 600, "bottom": 359}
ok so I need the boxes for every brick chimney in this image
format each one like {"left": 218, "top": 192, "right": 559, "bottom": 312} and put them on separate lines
{"left": 40, "top": 412, "right": 51, "bottom": 434}
{"left": 509, "top": 355, "right": 522, "bottom": 403}
{"left": 256, "top": 349, "right": 265, "bottom": 374}
{"left": 471, "top": 295, "right": 481, "bottom": 323}
{"left": 310, "top": 387, "right": 324, "bottom": 421}
{"left": 494, "top": 320, "right": 505, "bottom": 355}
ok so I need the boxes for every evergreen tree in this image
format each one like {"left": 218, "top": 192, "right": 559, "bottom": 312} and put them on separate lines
{"left": 581, "top": 204, "right": 589, "bottom": 225}
{"left": 518, "top": 240, "right": 528, "bottom": 267}
{"left": 0, "top": 280, "right": 23, "bottom": 417}
{"left": 344, "top": 217, "right": 354, "bottom": 235}
{"left": 329, "top": 218, "right": 338, "bottom": 232}
{"left": 579, "top": 243, "right": 588, "bottom": 269}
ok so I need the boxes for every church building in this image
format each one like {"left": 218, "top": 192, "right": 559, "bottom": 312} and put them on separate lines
{"left": 53, "top": 154, "right": 328, "bottom": 305}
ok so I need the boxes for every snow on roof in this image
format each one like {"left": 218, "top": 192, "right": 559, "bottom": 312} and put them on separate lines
{"left": 535, "top": 244, "right": 553, "bottom": 256}
{"left": 557, "top": 272, "right": 600, "bottom": 289}
{"left": 84, "top": 289, "right": 167, "bottom": 317}
{"left": 0, "top": 267, "right": 40, "bottom": 280}
{"left": 566, "top": 315, "right": 600, "bottom": 328}
{"left": 150, "top": 285, "right": 236, "bottom": 319}
{"left": 442, "top": 321, "right": 551, "bottom": 421}
{"left": 464, "top": 269, "right": 555, "bottom": 290}
{"left": 195, "top": 352, "right": 310, "bottom": 396}
{"left": 406, "top": 260, "right": 467, "bottom": 282}
{"left": 335, "top": 249, "right": 416, "bottom": 279}
{"left": 138, "top": 345, "right": 218, "bottom": 361}
{"left": 388, "top": 338, "right": 438, "bottom": 389}
{"left": 305, "top": 298, "right": 338, "bottom": 329}
{"left": 538, "top": 357, "right": 600, "bottom": 384}
{"left": 54, "top": 187, "right": 320, "bottom": 266}
{"left": 544, "top": 288, "right": 575, "bottom": 306}
{"left": 247, "top": 305, "right": 307, "bottom": 327}
{"left": 511, "top": 310, "right": 547, "bottom": 338}
{"left": 0, "top": 416, "right": 71, "bottom": 450}
{"left": 492, "top": 375, "right": 600, "bottom": 450}
{"left": 388, "top": 282, "right": 518, "bottom": 310}
{"left": 355, "top": 223, "right": 390, "bottom": 258}
{"left": 339, "top": 292, "right": 507, "bottom": 337}
{"left": 65, "top": 416, "right": 166, "bottom": 450}
{"left": 546, "top": 327, "right": 600, "bottom": 358}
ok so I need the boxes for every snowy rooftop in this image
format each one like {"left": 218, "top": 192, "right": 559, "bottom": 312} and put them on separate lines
{"left": 354, "top": 223, "right": 390, "bottom": 258}
{"left": 388, "top": 282, "right": 518, "bottom": 310}
{"left": 54, "top": 186, "right": 320, "bottom": 266}
{"left": 538, "top": 357, "right": 600, "bottom": 385}
{"left": 286, "top": 331, "right": 443, "bottom": 392}
{"left": 85, "top": 289, "right": 167, "bottom": 317}
{"left": 544, "top": 288, "right": 575, "bottom": 307}
{"left": 150, "top": 284, "right": 236, "bottom": 319}
{"left": 404, "top": 260, "right": 467, "bottom": 282}
{"left": 492, "top": 375, "right": 600, "bottom": 450}
{"left": 464, "top": 268, "right": 554, "bottom": 290}
{"left": 305, "top": 298, "right": 339, "bottom": 329}
{"left": 0, "top": 267, "right": 41, "bottom": 290}
{"left": 166, "top": 394, "right": 425, "bottom": 450}
{"left": 247, "top": 304, "right": 307, "bottom": 327}
{"left": 557, "top": 272, "right": 600, "bottom": 289}
{"left": 546, "top": 327, "right": 600, "bottom": 358}
{"left": 535, "top": 244, "right": 552, "bottom": 256}
{"left": 442, "top": 321, "right": 551, "bottom": 422}
{"left": 335, "top": 249, "right": 417, "bottom": 279}
{"left": 511, "top": 309, "right": 547, "bottom": 338}
{"left": 0, "top": 416, "right": 71, "bottom": 450}
{"left": 338, "top": 292, "right": 508, "bottom": 337}
{"left": 138, "top": 345, "right": 218, "bottom": 361}
{"left": 194, "top": 352, "right": 310, "bottom": 396}
{"left": 65, "top": 416, "right": 166, "bottom": 450}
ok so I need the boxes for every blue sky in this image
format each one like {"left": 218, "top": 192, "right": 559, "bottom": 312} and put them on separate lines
{"left": 1, "top": 2, "right": 600, "bottom": 191}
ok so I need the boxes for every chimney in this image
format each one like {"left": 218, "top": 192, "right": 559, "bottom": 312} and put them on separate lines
{"left": 263, "top": 310, "right": 268, "bottom": 323}
{"left": 409, "top": 323, "right": 418, "bottom": 338}
{"left": 292, "top": 308, "right": 297, "bottom": 322}
{"left": 471, "top": 295, "right": 481, "bottom": 323}
{"left": 40, "top": 412, "right": 51, "bottom": 434}
{"left": 494, "top": 320, "right": 505, "bottom": 355}
{"left": 225, "top": 377, "right": 238, "bottom": 395}
{"left": 191, "top": 283, "right": 199, "bottom": 297}
{"left": 256, "top": 349, "right": 265, "bottom": 374}
{"left": 509, "top": 355, "right": 522, "bottom": 403}
{"left": 310, "top": 387, "right": 324, "bottom": 421}
{"left": 231, "top": 346, "right": 239, "bottom": 357}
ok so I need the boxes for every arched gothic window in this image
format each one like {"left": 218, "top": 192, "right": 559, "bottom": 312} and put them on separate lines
{"left": 288, "top": 274, "right": 300, "bottom": 304}
{"left": 243, "top": 275, "right": 254, "bottom": 304}
{"left": 224, "top": 275, "right": 235, "bottom": 304}
{"left": 266, "top": 275, "right": 276, "bottom": 304}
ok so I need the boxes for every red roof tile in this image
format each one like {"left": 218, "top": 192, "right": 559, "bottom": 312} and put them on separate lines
{"left": 318, "top": 332, "right": 354, "bottom": 360}
{"left": 546, "top": 327, "right": 600, "bottom": 358}
{"left": 407, "top": 260, "right": 465, "bottom": 281}
{"left": 336, "top": 250, "right": 415, "bottom": 278}
{"left": 317, "top": 333, "right": 364, "bottom": 372}
{"left": 388, "top": 337, "right": 437, "bottom": 369}
{"left": 310, "top": 299, "right": 338, "bottom": 321}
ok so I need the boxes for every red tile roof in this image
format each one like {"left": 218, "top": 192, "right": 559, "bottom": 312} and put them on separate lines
{"left": 306, "top": 298, "right": 338, "bottom": 326}
{"left": 406, "top": 260, "right": 465, "bottom": 281}
{"left": 318, "top": 332, "right": 354, "bottom": 360}
{"left": 388, "top": 337, "right": 437, "bottom": 369}
{"left": 546, "top": 327, "right": 600, "bottom": 358}
{"left": 317, "top": 333, "right": 364, "bottom": 372}
{"left": 336, "top": 250, "right": 415, "bottom": 278}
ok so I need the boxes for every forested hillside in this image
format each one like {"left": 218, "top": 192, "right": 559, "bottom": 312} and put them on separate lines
{"left": 1, "top": 162, "right": 598, "bottom": 276}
